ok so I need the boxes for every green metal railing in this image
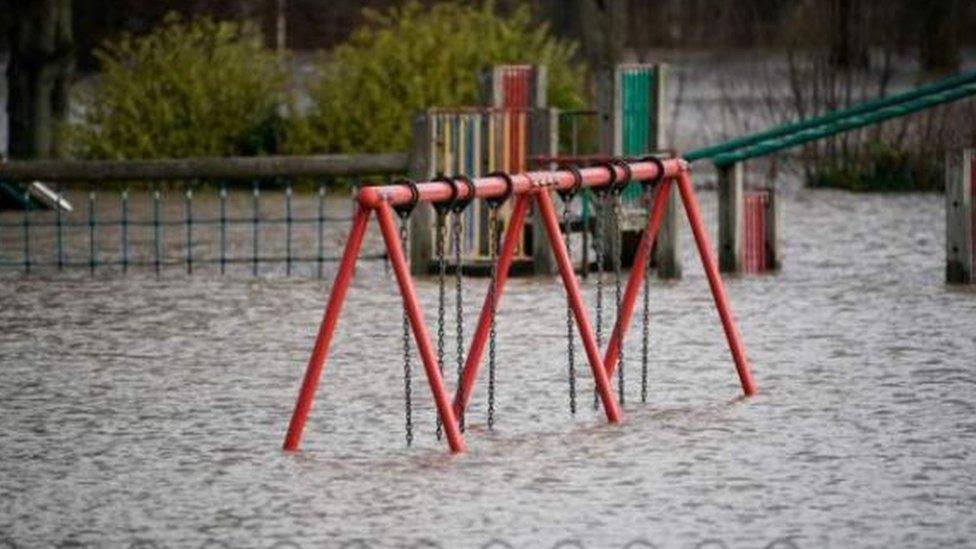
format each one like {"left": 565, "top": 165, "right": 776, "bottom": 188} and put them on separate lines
{"left": 686, "top": 69, "right": 976, "bottom": 166}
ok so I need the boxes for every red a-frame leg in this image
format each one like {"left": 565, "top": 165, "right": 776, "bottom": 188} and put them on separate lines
{"left": 283, "top": 203, "right": 466, "bottom": 454}
{"left": 284, "top": 205, "right": 371, "bottom": 451}
{"left": 675, "top": 171, "right": 756, "bottom": 395}
{"left": 452, "top": 195, "right": 530, "bottom": 417}
{"left": 535, "top": 190, "right": 621, "bottom": 422}
{"left": 600, "top": 174, "right": 756, "bottom": 397}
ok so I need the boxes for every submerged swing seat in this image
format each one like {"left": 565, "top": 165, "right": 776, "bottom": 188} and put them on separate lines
{"left": 282, "top": 157, "right": 756, "bottom": 454}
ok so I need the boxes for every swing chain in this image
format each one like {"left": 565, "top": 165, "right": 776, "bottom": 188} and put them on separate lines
{"left": 450, "top": 175, "right": 476, "bottom": 433}
{"left": 452, "top": 210, "right": 465, "bottom": 432}
{"left": 609, "top": 160, "right": 631, "bottom": 407}
{"left": 392, "top": 179, "right": 419, "bottom": 445}
{"left": 487, "top": 207, "right": 499, "bottom": 428}
{"left": 612, "top": 192, "right": 625, "bottom": 406}
{"left": 641, "top": 189, "right": 651, "bottom": 403}
{"left": 399, "top": 218, "right": 413, "bottom": 445}
{"left": 431, "top": 175, "right": 455, "bottom": 441}
{"left": 558, "top": 165, "right": 582, "bottom": 415}
{"left": 484, "top": 171, "right": 513, "bottom": 430}
{"left": 592, "top": 195, "right": 604, "bottom": 410}
{"left": 636, "top": 156, "right": 664, "bottom": 404}
{"left": 562, "top": 200, "right": 577, "bottom": 414}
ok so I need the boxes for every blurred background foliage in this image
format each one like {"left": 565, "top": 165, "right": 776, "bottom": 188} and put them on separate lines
{"left": 65, "top": 2, "right": 586, "bottom": 158}
{"left": 65, "top": 15, "right": 287, "bottom": 159}
{"left": 284, "top": 1, "right": 585, "bottom": 154}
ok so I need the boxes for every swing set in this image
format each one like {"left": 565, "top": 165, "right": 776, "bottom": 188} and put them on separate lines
{"left": 282, "top": 157, "right": 756, "bottom": 454}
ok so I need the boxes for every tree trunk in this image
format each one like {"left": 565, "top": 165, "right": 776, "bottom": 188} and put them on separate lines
{"left": 5, "top": 0, "right": 74, "bottom": 159}
{"left": 540, "top": 0, "right": 627, "bottom": 72}
{"left": 917, "top": 0, "right": 961, "bottom": 74}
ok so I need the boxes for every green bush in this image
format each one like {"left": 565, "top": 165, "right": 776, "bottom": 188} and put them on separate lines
{"left": 285, "top": 1, "right": 587, "bottom": 154}
{"left": 810, "top": 141, "right": 943, "bottom": 191}
{"left": 67, "top": 15, "right": 286, "bottom": 159}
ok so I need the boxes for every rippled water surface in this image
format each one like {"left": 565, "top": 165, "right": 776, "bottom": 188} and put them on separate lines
{"left": 2, "top": 185, "right": 975, "bottom": 548}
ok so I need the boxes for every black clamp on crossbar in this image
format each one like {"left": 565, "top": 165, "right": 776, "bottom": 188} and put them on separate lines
{"left": 451, "top": 175, "right": 477, "bottom": 213}
{"left": 556, "top": 164, "right": 584, "bottom": 203}
{"left": 609, "top": 159, "right": 632, "bottom": 195}
{"left": 392, "top": 178, "right": 419, "bottom": 219}
{"left": 485, "top": 171, "right": 514, "bottom": 209}
{"left": 639, "top": 155, "right": 667, "bottom": 188}
{"left": 593, "top": 161, "right": 617, "bottom": 197}
{"left": 432, "top": 174, "right": 458, "bottom": 215}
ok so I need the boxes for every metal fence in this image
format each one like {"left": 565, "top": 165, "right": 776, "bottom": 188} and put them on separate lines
{"left": 0, "top": 154, "right": 408, "bottom": 277}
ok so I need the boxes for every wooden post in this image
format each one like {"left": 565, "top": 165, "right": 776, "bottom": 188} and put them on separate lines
{"left": 649, "top": 64, "right": 681, "bottom": 279}
{"left": 408, "top": 113, "right": 433, "bottom": 276}
{"left": 718, "top": 162, "right": 744, "bottom": 273}
{"left": 946, "top": 148, "right": 974, "bottom": 284}
{"left": 529, "top": 108, "right": 559, "bottom": 275}
{"left": 489, "top": 65, "right": 548, "bottom": 109}
{"left": 763, "top": 187, "right": 780, "bottom": 271}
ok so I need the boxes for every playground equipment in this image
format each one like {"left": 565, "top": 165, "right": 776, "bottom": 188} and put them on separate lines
{"left": 412, "top": 63, "right": 682, "bottom": 279}
{"left": 946, "top": 148, "right": 975, "bottom": 284}
{"left": 688, "top": 69, "right": 976, "bottom": 274}
{"left": 599, "top": 63, "right": 680, "bottom": 279}
{"left": 408, "top": 65, "right": 554, "bottom": 275}
{"left": 282, "top": 157, "right": 756, "bottom": 454}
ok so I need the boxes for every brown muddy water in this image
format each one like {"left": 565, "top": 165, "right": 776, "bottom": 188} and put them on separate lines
{"left": 1, "top": 182, "right": 975, "bottom": 548}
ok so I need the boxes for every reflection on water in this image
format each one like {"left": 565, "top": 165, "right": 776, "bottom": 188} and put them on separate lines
{"left": 1, "top": 184, "right": 975, "bottom": 548}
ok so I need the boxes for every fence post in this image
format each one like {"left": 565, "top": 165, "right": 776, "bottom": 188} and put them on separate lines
{"left": 763, "top": 186, "right": 780, "bottom": 271}
{"left": 650, "top": 64, "right": 681, "bottom": 279}
{"left": 529, "top": 107, "right": 559, "bottom": 275}
{"left": 409, "top": 113, "right": 433, "bottom": 276}
{"left": 718, "top": 162, "right": 744, "bottom": 273}
{"left": 946, "top": 148, "right": 974, "bottom": 284}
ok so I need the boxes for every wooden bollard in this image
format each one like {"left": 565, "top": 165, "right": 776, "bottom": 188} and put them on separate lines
{"left": 718, "top": 162, "right": 744, "bottom": 273}
{"left": 946, "top": 148, "right": 974, "bottom": 284}
{"left": 718, "top": 162, "right": 779, "bottom": 274}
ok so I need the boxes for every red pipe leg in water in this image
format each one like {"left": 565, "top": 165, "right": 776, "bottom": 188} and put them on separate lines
{"left": 375, "top": 202, "right": 466, "bottom": 453}
{"left": 602, "top": 180, "right": 672, "bottom": 377}
{"left": 283, "top": 206, "right": 371, "bottom": 451}
{"left": 676, "top": 172, "right": 757, "bottom": 396}
{"left": 535, "top": 191, "right": 621, "bottom": 422}
{"left": 452, "top": 195, "right": 530, "bottom": 417}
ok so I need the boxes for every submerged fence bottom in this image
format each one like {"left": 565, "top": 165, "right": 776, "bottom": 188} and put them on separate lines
{"left": 0, "top": 183, "right": 387, "bottom": 278}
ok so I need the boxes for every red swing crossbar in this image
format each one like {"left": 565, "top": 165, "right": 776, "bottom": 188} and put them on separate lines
{"left": 282, "top": 159, "right": 756, "bottom": 454}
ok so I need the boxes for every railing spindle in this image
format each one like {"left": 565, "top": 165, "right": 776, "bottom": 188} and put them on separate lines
{"left": 285, "top": 180, "right": 293, "bottom": 277}
{"left": 220, "top": 182, "right": 228, "bottom": 275}
{"left": 252, "top": 181, "right": 260, "bottom": 277}
{"left": 121, "top": 189, "right": 129, "bottom": 274}
{"left": 317, "top": 182, "right": 325, "bottom": 279}
{"left": 22, "top": 188, "right": 31, "bottom": 274}
{"left": 185, "top": 183, "right": 193, "bottom": 275}
{"left": 153, "top": 184, "right": 162, "bottom": 276}
{"left": 55, "top": 184, "right": 64, "bottom": 271}
{"left": 88, "top": 188, "right": 96, "bottom": 276}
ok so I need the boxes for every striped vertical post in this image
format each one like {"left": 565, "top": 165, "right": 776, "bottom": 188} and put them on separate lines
{"left": 489, "top": 64, "right": 549, "bottom": 274}
{"left": 719, "top": 165, "right": 779, "bottom": 275}
{"left": 601, "top": 63, "right": 679, "bottom": 278}
{"left": 946, "top": 148, "right": 974, "bottom": 284}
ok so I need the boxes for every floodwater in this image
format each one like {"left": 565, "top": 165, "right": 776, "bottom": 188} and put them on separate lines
{"left": 2, "top": 179, "right": 975, "bottom": 548}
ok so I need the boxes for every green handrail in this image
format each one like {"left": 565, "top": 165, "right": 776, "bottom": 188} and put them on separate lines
{"left": 686, "top": 69, "right": 976, "bottom": 163}
{"left": 710, "top": 82, "right": 976, "bottom": 166}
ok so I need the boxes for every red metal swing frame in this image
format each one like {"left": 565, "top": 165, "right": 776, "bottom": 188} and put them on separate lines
{"left": 282, "top": 159, "right": 756, "bottom": 454}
